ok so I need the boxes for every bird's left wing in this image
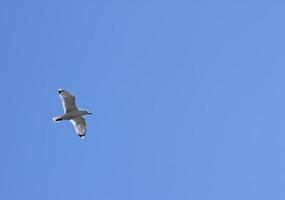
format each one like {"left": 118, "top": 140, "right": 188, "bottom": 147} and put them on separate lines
{"left": 70, "top": 117, "right": 87, "bottom": 138}
{"left": 58, "top": 89, "right": 78, "bottom": 113}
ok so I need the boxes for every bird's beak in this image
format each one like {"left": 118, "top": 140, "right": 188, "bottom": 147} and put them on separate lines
{"left": 87, "top": 112, "right": 92, "bottom": 115}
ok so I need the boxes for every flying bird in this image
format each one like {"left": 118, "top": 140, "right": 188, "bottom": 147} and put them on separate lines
{"left": 53, "top": 89, "right": 92, "bottom": 138}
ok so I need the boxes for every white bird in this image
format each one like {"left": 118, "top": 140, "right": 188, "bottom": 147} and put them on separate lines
{"left": 53, "top": 89, "right": 92, "bottom": 138}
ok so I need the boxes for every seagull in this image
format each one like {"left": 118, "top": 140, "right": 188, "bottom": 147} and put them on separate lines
{"left": 53, "top": 89, "right": 92, "bottom": 138}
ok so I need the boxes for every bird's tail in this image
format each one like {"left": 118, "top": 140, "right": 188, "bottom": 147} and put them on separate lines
{"left": 53, "top": 116, "right": 63, "bottom": 122}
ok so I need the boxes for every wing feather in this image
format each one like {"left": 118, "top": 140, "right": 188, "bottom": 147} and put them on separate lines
{"left": 58, "top": 89, "right": 78, "bottom": 113}
{"left": 70, "top": 117, "right": 87, "bottom": 138}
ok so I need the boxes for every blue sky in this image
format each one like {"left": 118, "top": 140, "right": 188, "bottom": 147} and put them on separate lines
{"left": 1, "top": 0, "right": 285, "bottom": 199}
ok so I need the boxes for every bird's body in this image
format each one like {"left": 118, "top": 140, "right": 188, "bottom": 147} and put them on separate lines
{"left": 53, "top": 89, "right": 92, "bottom": 138}
{"left": 53, "top": 110, "right": 89, "bottom": 121}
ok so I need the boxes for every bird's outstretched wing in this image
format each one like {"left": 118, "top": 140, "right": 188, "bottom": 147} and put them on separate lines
{"left": 70, "top": 117, "right": 87, "bottom": 138}
{"left": 58, "top": 89, "right": 78, "bottom": 113}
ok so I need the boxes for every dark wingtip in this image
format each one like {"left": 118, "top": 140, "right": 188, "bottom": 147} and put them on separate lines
{"left": 78, "top": 135, "right": 85, "bottom": 139}
{"left": 58, "top": 88, "right": 65, "bottom": 94}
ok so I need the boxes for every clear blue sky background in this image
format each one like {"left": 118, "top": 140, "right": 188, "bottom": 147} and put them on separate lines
{"left": 0, "top": 0, "right": 284, "bottom": 199}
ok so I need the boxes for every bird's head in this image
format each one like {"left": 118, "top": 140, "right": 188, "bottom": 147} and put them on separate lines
{"left": 83, "top": 110, "right": 92, "bottom": 115}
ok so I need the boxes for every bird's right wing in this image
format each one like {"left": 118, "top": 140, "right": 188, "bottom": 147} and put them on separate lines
{"left": 58, "top": 89, "right": 78, "bottom": 113}
{"left": 70, "top": 117, "right": 87, "bottom": 138}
